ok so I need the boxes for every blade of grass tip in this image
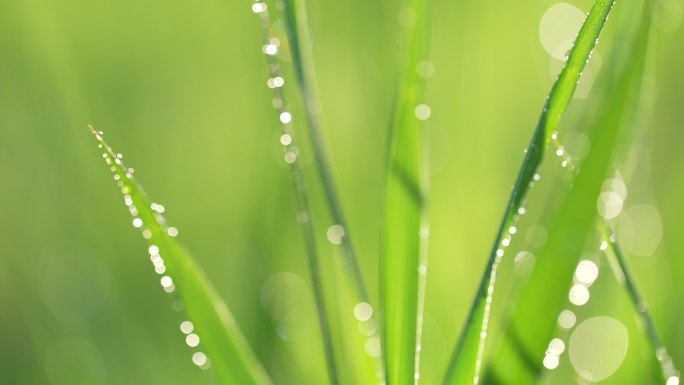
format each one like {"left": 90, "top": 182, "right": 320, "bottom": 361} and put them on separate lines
{"left": 251, "top": 4, "right": 340, "bottom": 384}
{"left": 442, "top": 1, "right": 615, "bottom": 384}
{"left": 380, "top": 0, "right": 432, "bottom": 383}
{"left": 600, "top": 224, "right": 681, "bottom": 384}
{"left": 482, "top": 2, "right": 653, "bottom": 383}
{"left": 88, "top": 126, "right": 272, "bottom": 385}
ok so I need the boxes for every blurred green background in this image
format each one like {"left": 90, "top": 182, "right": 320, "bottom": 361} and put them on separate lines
{"left": 0, "top": 0, "right": 682, "bottom": 384}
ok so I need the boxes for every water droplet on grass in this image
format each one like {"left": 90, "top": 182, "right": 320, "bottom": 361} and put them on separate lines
{"left": 569, "top": 284, "right": 590, "bottom": 306}
{"left": 354, "top": 302, "right": 373, "bottom": 321}
{"left": 326, "top": 224, "right": 345, "bottom": 245}
{"left": 569, "top": 316, "right": 628, "bottom": 381}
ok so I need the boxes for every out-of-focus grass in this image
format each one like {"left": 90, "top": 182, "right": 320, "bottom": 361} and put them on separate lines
{"left": 0, "top": 0, "right": 683, "bottom": 384}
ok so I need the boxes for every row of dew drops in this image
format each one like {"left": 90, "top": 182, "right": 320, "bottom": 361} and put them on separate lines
{"left": 472, "top": 125, "right": 678, "bottom": 385}
{"left": 92, "top": 128, "right": 211, "bottom": 371}
{"left": 515, "top": 132, "right": 680, "bottom": 383}
{"left": 542, "top": 139, "right": 679, "bottom": 384}
{"left": 473, "top": 132, "right": 559, "bottom": 383}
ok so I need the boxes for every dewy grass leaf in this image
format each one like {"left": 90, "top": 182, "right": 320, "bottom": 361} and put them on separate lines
{"left": 277, "top": 0, "right": 382, "bottom": 383}
{"left": 600, "top": 223, "right": 681, "bottom": 384}
{"left": 442, "top": 1, "right": 615, "bottom": 384}
{"left": 88, "top": 126, "right": 273, "bottom": 385}
{"left": 545, "top": 6, "right": 679, "bottom": 382}
{"left": 281, "top": 0, "right": 371, "bottom": 306}
{"left": 380, "top": 0, "right": 431, "bottom": 383}
{"left": 482, "top": 3, "right": 654, "bottom": 384}
{"left": 252, "top": 3, "right": 341, "bottom": 384}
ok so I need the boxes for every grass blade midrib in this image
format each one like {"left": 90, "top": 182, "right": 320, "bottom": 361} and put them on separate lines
{"left": 442, "top": 1, "right": 616, "bottom": 384}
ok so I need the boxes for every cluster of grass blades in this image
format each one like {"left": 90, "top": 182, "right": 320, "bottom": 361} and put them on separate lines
{"left": 88, "top": 0, "right": 679, "bottom": 384}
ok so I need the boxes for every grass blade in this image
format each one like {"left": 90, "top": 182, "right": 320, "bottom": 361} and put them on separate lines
{"left": 481, "top": 3, "right": 654, "bottom": 383}
{"left": 88, "top": 126, "right": 272, "bottom": 385}
{"left": 442, "top": 1, "right": 615, "bottom": 384}
{"left": 380, "top": 0, "right": 431, "bottom": 383}
{"left": 601, "top": 225, "right": 681, "bottom": 384}
{"left": 251, "top": 4, "right": 341, "bottom": 384}
{"left": 277, "top": 0, "right": 383, "bottom": 382}
{"left": 545, "top": 6, "right": 679, "bottom": 382}
{"left": 282, "top": 0, "right": 371, "bottom": 306}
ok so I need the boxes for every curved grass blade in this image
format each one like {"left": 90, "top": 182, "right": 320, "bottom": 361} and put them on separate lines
{"left": 282, "top": 0, "right": 371, "bottom": 305}
{"left": 442, "top": 1, "right": 615, "bottom": 384}
{"left": 481, "top": 4, "right": 654, "bottom": 384}
{"left": 278, "top": 0, "right": 382, "bottom": 382}
{"left": 252, "top": 4, "right": 340, "bottom": 384}
{"left": 544, "top": 6, "right": 679, "bottom": 382}
{"left": 380, "top": 0, "right": 432, "bottom": 383}
{"left": 89, "top": 126, "right": 273, "bottom": 385}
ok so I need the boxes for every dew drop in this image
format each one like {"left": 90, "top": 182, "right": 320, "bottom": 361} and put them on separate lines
{"left": 569, "top": 284, "right": 590, "bottom": 306}
{"left": 284, "top": 152, "right": 297, "bottom": 164}
{"left": 160, "top": 276, "right": 173, "bottom": 288}
{"left": 543, "top": 353, "right": 560, "bottom": 369}
{"left": 574, "top": 260, "right": 599, "bottom": 286}
{"left": 326, "top": 224, "right": 345, "bottom": 245}
{"left": 192, "top": 351, "right": 208, "bottom": 367}
{"left": 354, "top": 302, "right": 373, "bottom": 322}
{"left": 186, "top": 333, "right": 200, "bottom": 347}
{"left": 180, "top": 321, "right": 194, "bottom": 334}
{"left": 569, "top": 316, "right": 628, "bottom": 381}
{"left": 558, "top": 309, "right": 577, "bottom": 329}
{"left": 414, "top": 104, "right": 432, "bottom": 120}
{"left": 252, "top": 3, "right": 267, "bottom": 13}
{"left": 416, "top": 60, "right": 435, "bottom": 78}
{"left": 279, "top": 111, "right": 292, "bottom": 124}
{"left": 364, "top": 337, "right": 382, "bottom": 358}
{"left": 548, "top": 338, "right": 566, "bottom": 355}
{"left": 280, "top": 134, "right": 292, "bottom": 146}
{"left": 263, "top": 44, "right": 278, "bottom": 55}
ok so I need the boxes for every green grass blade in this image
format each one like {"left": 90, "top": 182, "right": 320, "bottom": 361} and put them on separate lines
{"left": 481, "top": 4, "right": 653, "bottom": 384}
{"left": 252, "top": 4, "right": 341, "bottom": 384}
{"left": 442, "top": 1, "right": 615, "bottom": 384}
{"left": 380, "top": 0, "right": 431, "bottom": 383}
{"left": 277, "top": 0, "right": 382, "bottom": 382}
{"left": 88, "top": 126, "right": 272, "bottom": 385}
{"left": 600, "top": 223, "right": 680, "bottom": 384}
{"left": 282, "top": 0, "right": 371, "bottom": 305}
{"left": 545, "top": 7, "right": 678, "bottom": 382}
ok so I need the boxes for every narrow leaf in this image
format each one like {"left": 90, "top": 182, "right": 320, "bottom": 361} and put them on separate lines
{"left": 252, "top": 3, "right": 341, "bottom": 384}
{"left": 282, "top": 0, "right": 373, "bottom": 305}
{"left": 380, "top": 0, "right": 431, "bottom": 383}
{"left": 89, "top": 126, "right": 272, "bottom": 385}
{"left": 442, "top": 1, "right": 615, "bottom": 384}
{"left": 482, "top": 3, "right": 654, "bottom": 384}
